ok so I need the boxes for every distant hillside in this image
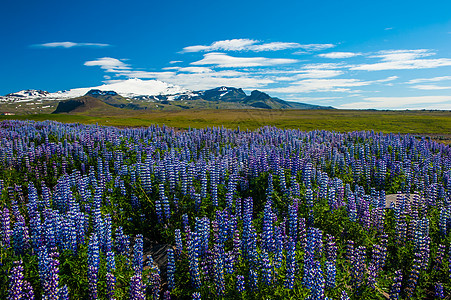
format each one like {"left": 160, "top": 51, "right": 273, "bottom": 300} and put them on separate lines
{"left": 59, "top": 87, "right": 333, "bottom": 113}
{"left": 52, "top": 96, "right": 120, "bottom": 114}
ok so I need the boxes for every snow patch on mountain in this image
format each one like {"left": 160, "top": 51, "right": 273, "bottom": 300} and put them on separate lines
{"left": 51, "top": 78, "right": 189, "bottom": 99}
{"left": 1, "top": 79, "right": 190, "bottom": 102}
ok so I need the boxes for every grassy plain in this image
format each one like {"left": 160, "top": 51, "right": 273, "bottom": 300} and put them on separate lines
{"left": 1, "top": 109, "right": 451, "bottom": 141}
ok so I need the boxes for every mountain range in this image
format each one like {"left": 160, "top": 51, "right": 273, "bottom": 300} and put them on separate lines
{"left": 0, "top": 79, "right": 334, "bottom": 114}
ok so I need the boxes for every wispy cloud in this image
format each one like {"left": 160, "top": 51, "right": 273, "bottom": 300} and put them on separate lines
{"left": 111, "top": 70, "right": 273, "bottom": 90}
{"left": 263, "top": 76, "right": 397, "bottom": 94}
{"left": 182, "top": 39, "right": 257, "bottom": 52}
{"left": 84, "top": 57, "right": 130, "bottom": 71}
{"left": 191, "top": 52, "right": 299, "bottom": 68}
{"left": 407, "top": 75, "right": 451, "bottom": 84}
{"left": 34, "top": 42, "right": 110, "bottom": 48}
{"left": 298, "top": 44, "right": 336, "bottom": 51}
{"left": 339, "top": 96, "right": 451, "bottom": 109}
{"left": 181, "top": 39, "right": 335, "bottom": 53}
{"left": 351, "top": 49, "right": 451, "bottom": 71}
{"left": 410, "top": 84, "right": 451, "bottom": 90}
{"left": 318, "top": 52, "right": 362, "bottom": 59}
{"left": 263, "top": 79, "right": 366, "bottom": 94}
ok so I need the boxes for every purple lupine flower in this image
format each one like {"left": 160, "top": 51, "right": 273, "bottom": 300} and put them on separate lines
{"left": 225, "top": 251, "right": 235, "bottom": 274}
{"left": 325, "top": 260, "right": 336, "bottom": 289}
{"left": 233, "top": 227, "right": 241, "bottom": 260}
{"left": 404, "top": 254, "right": 421, "bottom": 298}
{"left": 174, "top": 229, "right": 183, "bottom": 257}
{"left": 22, "top": 281, "right": 34, "bottom": 300}
{"left": 309, "top": 260, "right": 325, "bottom": 300}
{"left": 288, "top": 203, "right": 298, "bottom": 243}
{"left": 236, "top": 274, "right": 245, "bottom": 293}
{"left": 367, "top": 263, "right": 377, "bottom": 290}
{"left": 182, "top": 214, "right": 190, "bottom": 233}
{"left": 42, "top": 249, "right": 62, "bottom": 300}
{"left": 88, "top": 234, "right": 100, "bottom": 299}
{"left": 325, "top": 234, "right": 337, "bottom": 261}
{"left": 187, "top": 231, "right": 201, "bottom": 288}
{"left": 148, "top": 272, "right": 161, "bottom": 300}
{"left": 249, "top": 267, "right": 258, "bottom": 291}
{"left": 12, "top": 219, "right": 30, "bottom": 255}
{"left": 1, "top": 208, "right": 11, "bottom": 248}
{"left": 115, "top": 227, "right": 130, "bottom": 255}
{"left": 340, "top": 290, "right": 350, "bottom": 300}
{"left": 285, "top": 239, "right": 296, "bottom": 289}
{"left": 194, "top": 193, "right": 201, "bottom": 211}
{"left": 261, "top": 250, "right": 272, "bottom": 285}
{"left": 133, "top": 234, "right": 144, "bottom": 273}
{"left": 167, "top": 248, "right": 175, "bottom": 290}
{"left": 433, "top": 244, "right": 445, "bottom": 271}
{"left": 106, "top": 251, "right": 116, "bottom": 272}
{"left": 37, "top": 246, "right": 50, "bottom": 290}
{"left": 155, "top": 197, "right": 163, "bottom": 223}
{"left": 192, "top": 292, "right": 201, "bottom": 300}
{"left": 103, "top": 214, "right": 113, "bottom": 253}
{"left": 8, "top": 260, "right": 34, "bottom": 300}
{"left": 58, "top": 285, "right": 69, "bottom": 300}
{"left": 435, "top": 283, "right": 445, "bottom": 299}
{"left": 163, "top": 290, "right": 171, "bottom": 300}
{"left": 262, "top": 200, "right": 275, "bottom": 253}
{"left": 351, "top": 246, "right": 366, "bottom": 290}
{"left": 129, "top": 272, "right": 145, "bottom": 300}
{"left": 213, "top": 242, "right": 225, "bottom": 295}
{"left": 106, "top": 272, "right": 116, "bottom": 300}
{"left": 389, "top": 270, "right": 403, "bottom": 300}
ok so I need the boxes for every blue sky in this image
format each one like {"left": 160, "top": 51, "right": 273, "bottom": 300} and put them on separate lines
{"left": 1, "top": 0, "right": 451, "bottom": 109}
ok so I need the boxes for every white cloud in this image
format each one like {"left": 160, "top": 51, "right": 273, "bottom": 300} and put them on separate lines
{"left": 374, "top": 76, "right": 399, "bottom": 83}
{"left": 385, "top": 27, "right": 393, "bottom": 31}
{"left": 292, "top": 50, "right": 308, "bottom": 55}
{"left": 263, "top": 76, "right": 397, "bottom": 93}
{"left": 351, "top": 49, "right": 451, "bottom": 71}
{"left": 375, "top": 49, "right": 433, "bottom": 60}
{"left": 251, "top": 42, "right": 309, "bottom": 52}
{"left": 100, "top": 64, "right": 272, "bottom": 90}
{"left": 410, "top": 84, "right": 451, "bottom": 90}
{"left": 169, "top": 60, "right": 182, "bottom": 64}
{"left": 255, "top": 68, "right": 343, "bottom": 80}
{"left": 264, "top": 79, "right": 371, "bottom": 93}
{"left": 181, "top": 39, "right": 335, "bottom": 53}
{"left": 182, "top": 39, "right": 257, "bottom": 52}
{"left": 318, "top": 52, "right": 362, "bottom": 59}
{"left": 178, "top": 67, "right": 213, "bottom": 73}
{"left": 274, "top": 70, "right": 344, "bottom": 81}
{"left": 35, "top": 42, "right": 110, "bottom": 48}
{"left": 284, "top": 96, "right": 342, "bottom": 103}
{"left": 84, "top": 57, "right": 130, "bottom": 71}
{"left": 162, "top": 67, "right": 180, "bottom": 70}
{"left": 297, "top": 44, "right": 336, "bottom": 51}
{"left": 339, "top": 96, "right": 451, "bottom": 109}
{"left": 407, "top": 76, "right": 451, "bottom": 84}
{"left": 302, "top": 63, "right": 348, "bottom": 69}
{"left": 191, "top": 52, "right": 298, "bottom": 68}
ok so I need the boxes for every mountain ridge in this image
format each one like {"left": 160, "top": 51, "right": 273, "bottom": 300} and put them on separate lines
{"left": 1, "top": 79, "right": 334, "bottom": 114}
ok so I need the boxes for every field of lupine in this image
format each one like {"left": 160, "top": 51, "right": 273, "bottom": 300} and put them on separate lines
{"left": 0, "top": 120, "right": 450, "bottom": 299}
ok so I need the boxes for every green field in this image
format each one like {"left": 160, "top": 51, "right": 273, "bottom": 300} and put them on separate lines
{"left": 2, "top": 109, "right": 451, "bottom": 141}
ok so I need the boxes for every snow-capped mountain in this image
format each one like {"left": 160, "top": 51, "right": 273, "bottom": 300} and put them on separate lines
{"left": 6, "top": 90, "right": 50, "bottom": 98}
{"left": 0, "top": 79, "right": 334, "bottom": 113}
{"left": 0, "top": 79, "right": 190, "bottom": 102}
